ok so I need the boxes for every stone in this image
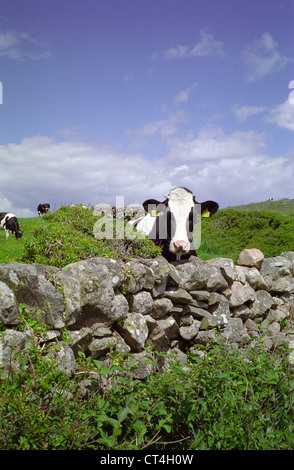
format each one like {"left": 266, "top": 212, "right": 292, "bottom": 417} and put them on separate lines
{"left": 99, "top": 258, "right": 127, "bottom": 288}
{"left": 117, "top": 312, "right": 148, "bottom": 351}
{"left": 244, "top": 318, "right": 260, "bottom": 333}
{"left": 205, "top": 265, "right": 228, "bottom": 292}
{"left": 0, "top": 281, "right": 20, "bottom": 325}
{"left": 250, "top": 290, "right": 274, "bottom": 319}
{"left": 88, "top": 336, "right": 117, "bottom": 358}
{"left": 147, "top": 327, "right": 170, "bottom": 352}
{"left": 194, "top": 330, "right": 218, "bottom": 346}
{"left": 128, "top": 291, "right": 153, "bottom": 315}
{"left": 151, "top": 298, "right": 173, "bottom": 319}
{"left": 183, "top": 304, "right": 211, "bottom": 320}
{"left": 0, "top": 329, "right": 35, "bottom": 373}
{"left": 157, "top": 315, "right": 179, "bottom": 340}
{"left": 232, "top": 304, "right": 251, "bottom": 320}
{"left": 237, "top": 266, "right": 268, "bottom": 291}
{"left": 53, "top": 258, "right": 116, "bottom": 327}
{"left": 221, "top": 318, "right": 244, "bottom": 343}
{"left": 68, "top": 327, "right": 93, "bottom": 355}
{"left": 179, "top": 320, "right": 200, "bottom": 341}
{"left": 45, "top": 341, "right": 76, "bottom": 375}
{"left": 260, "top": 257, "right": 294, "bottom": 293}
{"left": 237, "top": 248, "right": 265, "bottom": 269}
{"left": 0, "top": 262, "right": 65, "bottom": 328}
{"left": 176, "top": 258, "right": 211, "bottom": 291}
{"left": 123, "top": 259, "right": 148, "bottom": 294}
{"left": 206, "top": 258, "right": 235, "bottom": 284}
{"left": 113, "top": 294, "right": 129, "bottom": 322}
{"left": 228, "top": 281, "right": 255, "bottom": 307}
{"left": 164, "top": 288, "right": 194, "bottom": 304}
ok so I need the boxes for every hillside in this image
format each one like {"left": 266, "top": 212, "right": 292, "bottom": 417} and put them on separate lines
{"left": 1, "top": 199, "right": 294, "bottom": 265}
{"left": 197, "top": 207, "right": 294, "bottom": 262}
{"left": 227, "top": 198, "right": 294, "bottom": 217}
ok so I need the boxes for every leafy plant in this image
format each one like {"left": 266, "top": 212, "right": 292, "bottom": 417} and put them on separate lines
{"left": 198, "top": 209, "right": 294, "bottom": 261}
{"left": 1, "top": 335, "right": 294, "bottom": 450}
{"left": 21, "top": 205, "right": 161, "bottom": 268}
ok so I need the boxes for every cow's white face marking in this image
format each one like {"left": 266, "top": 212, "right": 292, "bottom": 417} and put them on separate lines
{"left": 167, "top": 188, "right": 194, "bottom": 254}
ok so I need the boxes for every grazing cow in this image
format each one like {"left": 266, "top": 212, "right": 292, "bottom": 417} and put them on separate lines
{"left": 128, "top": 187, "right": 219, "bottom": 262}
{"left": 37, "top": 203, "right": 50, "bottom": 216}
{"left": 0, "top": 212, "right": 23, "bottom": 239}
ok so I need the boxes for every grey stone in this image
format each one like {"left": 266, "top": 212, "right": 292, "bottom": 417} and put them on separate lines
{"left": 128, "top": 291, "right": 153, "bottom": 315}
{"left": 250, "top": 290, "right": 274, "bottom": 319}
{"left": 0, "top": 262, "right": 65, "bottom": 328}
{"left": 164, "top": 288, "right": 194, "bottom": 304}
{"left": 180, "top": 321, "right": 200, "bottom": 341}
{"left": 206, "top": 258, "right": 235, "bottom": 284}
{"left": 260, "top": 257, "right": 294, "bottom": 293}
{"left": 228, "top": 281, "right": 255, "bottom": 307}
{"left": 117, "top": 312, "right": 148, "bottom": 351}
{"left": 151, "top": 298, "right": 173, "bottom": 319}
{"left": 0, "top": 281, "right": 20, "bottom": 325}
{"left": 53, "top": 258, "right": 116, "bottom": 327}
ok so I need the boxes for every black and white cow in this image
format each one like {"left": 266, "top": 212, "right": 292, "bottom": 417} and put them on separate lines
{"left": 0, "top": 212, "right": 23, "bottom": 239}
{"left": 37, "top": 203, "right": 50, "bottom": 216}
{"left": 128, "top": 187, "right": 219, "bottom": 262}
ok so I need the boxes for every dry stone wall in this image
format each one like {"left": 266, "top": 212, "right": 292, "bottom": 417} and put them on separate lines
{"left": 1, "top": 248, "right": 294, "bottom": 377}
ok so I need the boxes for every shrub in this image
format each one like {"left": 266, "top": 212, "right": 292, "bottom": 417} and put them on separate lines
{"left": 1, "top": 335, "right": 294, "bottom": 450}
{"left": 21, "top": 205, "right": 161, "bottom": 267}
{"left": 198, "top": 209, "right": 294, "bottom": 261}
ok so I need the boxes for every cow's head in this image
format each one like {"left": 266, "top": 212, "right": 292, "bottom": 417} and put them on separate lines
{"left": 142, "top": 187, "right": 218, "bottom": 258}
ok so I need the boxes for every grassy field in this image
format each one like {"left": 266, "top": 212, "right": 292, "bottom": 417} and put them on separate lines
{"left": 228, "top": 197, "right": 294, "bottom": 216}
{"left": 0, "top": 217, "right": 45, "bottom": 263}
{"left": 1, "top": 199, "right": 294, "bottom": 265}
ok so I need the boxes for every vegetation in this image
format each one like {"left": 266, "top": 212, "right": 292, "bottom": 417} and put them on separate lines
{"left": 19, "top": 205, "right": 161, "bottom": 267}
{"left": 197, "top": 208, "right": 294, "bottom": 262}
{"left": 228, "top": 197, "right": 294, "bottom": 217}
{"left": 1, "top": 199, "right": 294, "bottom": 266}
{"left": 0, "top": 328, "right": 293, "bottom": 450}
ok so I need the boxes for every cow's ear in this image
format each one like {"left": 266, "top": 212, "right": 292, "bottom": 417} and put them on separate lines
{"left": 143, "top": 198, "right": 168, "bottom": 214}
{"left": 200, "top": 201, "right": 219, "bottom": 218}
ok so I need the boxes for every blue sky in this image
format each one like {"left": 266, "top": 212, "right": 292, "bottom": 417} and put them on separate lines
{"left": 0, "top": 0, "right": 293, "bottom": 216}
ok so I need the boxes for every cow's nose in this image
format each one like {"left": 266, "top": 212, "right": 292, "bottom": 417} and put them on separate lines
{"left": 173, "top": 240, "right": 189, "bottom": 253}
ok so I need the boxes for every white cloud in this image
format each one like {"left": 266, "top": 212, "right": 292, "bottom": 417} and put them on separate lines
{"left": 167, "top": 127, "right": 266, "bottom": 162}
{"left": 0, "top": 126, "right": 293, "bottom": 219}
{"left": 233, "top": 105, "right": 267, "bottom": 121}
{"left": 243, "top": 32, "right": 291, "bottom": 82}
{"left": 266, "top": 100, "right": 294, "bottom": 132}
{"left": 0, "top": 29, "right": 50, "bottom": 60}
{"left": 153, "top": 29, "right": 224, "bottom": 60}
{"left": 141, "top": 112, "right": 188, "bottom": 138}
{"left": 174, "top": 83, "right": 197, "bottom": 105}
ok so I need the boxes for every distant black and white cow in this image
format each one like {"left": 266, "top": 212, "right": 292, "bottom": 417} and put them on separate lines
{"left": 128, "top": 187, "right": 219, "bottom": 262}
{"left": 37, "top": 203, "right": 50, "bottom": 216}
{"left": 0, "top": 212, "right": 23, "bottom": 239}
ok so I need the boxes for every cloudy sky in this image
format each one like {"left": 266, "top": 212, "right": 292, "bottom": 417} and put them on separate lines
{"left": 0, "top": 0, "right": 294, "bottom": 217}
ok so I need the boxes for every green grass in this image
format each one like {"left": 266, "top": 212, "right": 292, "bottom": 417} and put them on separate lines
{"left": 0, "top": 217, "right": 43, "bottom": 263}
{"left": 197, "top": 208, "right": 294, "bottom": 262}
{"left": 1, "top": 200, "right": 294, "bottom": 265}
{"left": 20, "top": 205, "right": 161, "bottom": 267}
{"left": 228, "top": 198, "right": 294, "bottom": 217}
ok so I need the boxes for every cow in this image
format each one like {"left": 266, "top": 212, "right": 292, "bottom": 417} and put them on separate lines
{"left": 37, "top": 203, "right": 50, "bottom": 216}
{"left": 0, "top": 212, "right": 23, "bottom": 239}
{"left": 128, "top": 187, "right": 219, "bottom": 262}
